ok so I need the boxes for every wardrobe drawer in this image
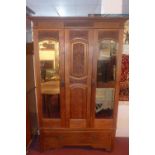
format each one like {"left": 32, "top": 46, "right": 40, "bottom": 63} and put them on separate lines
{"left": 40, "top": 129, "right": 114, "bottom": 150}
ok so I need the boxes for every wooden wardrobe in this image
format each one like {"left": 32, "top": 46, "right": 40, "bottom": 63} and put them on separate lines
{"left": 30, "top": 16, "right": 127, "bottom": 151}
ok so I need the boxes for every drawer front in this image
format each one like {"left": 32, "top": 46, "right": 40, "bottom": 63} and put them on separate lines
{"left": 41, "top": 129, "right": 114, "bottom": 150}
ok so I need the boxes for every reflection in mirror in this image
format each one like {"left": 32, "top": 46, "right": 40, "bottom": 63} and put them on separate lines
{"left": 95, "top": 88, "right": 114, "bottom": 118}
{"left": 39, "top": 40, "right": 59, "bottom": 82}
{"left": 39, "top": 39, "right": 60, "bottom": 118}
{"left": 95, "top": 39, "right": 117, "bottom": 118}
{"left": 97, "top": 40, "right": 117, "bottom": 87}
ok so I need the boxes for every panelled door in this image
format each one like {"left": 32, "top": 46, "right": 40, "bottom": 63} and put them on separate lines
{"left": 65, "top": 29, "right": 93, "bottom": 128}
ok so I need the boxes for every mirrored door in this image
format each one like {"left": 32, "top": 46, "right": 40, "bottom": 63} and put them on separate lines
{"left": 96, "top": 39, "right": 117, "bottom": 118}
{"left": 39, "top": 39, "right": 60, "bottom": 118}
{"left": 37, "top": 30, "right": 65, "bottom": 124}
{"left": 92, "top": 30, "right": 119, "bottom": 122}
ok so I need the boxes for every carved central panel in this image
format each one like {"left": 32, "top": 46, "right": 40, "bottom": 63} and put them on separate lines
{"left": 71, "top": 42, "right": 87, "bottom": 77}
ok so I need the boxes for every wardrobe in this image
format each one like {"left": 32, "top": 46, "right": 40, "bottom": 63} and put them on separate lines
{"left": 30, "top": 16, "right": 127, "bottom": 151}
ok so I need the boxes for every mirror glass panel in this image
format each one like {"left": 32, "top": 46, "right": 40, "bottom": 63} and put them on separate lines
{"left": 95, "top": 39, "right": 117, "bottom": 118}
{"left": 39, "top": 39, "right": 60, "bottom": 118}
{"left": 96, "top": 88, "right": 115, "bottom": 118}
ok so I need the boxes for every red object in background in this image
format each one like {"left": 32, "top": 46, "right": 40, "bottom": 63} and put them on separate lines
{"left": 119, "top": 54, "right": 129, "bottom": 101}
{"left": 120, "top": 54, "right": 129, "bottom": 82}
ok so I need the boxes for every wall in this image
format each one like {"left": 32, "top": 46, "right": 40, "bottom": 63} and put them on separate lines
{"left": 116, "top": 101, "right": 129, "bottom": 137}
{"left": 101, "top": 0, "right": 129, "bottom": 14}
{"left": 116, "top": 19, "right": 129, "bottom": 137}
{"left": 101, "top": 0, "right": 123, "bottom": 14}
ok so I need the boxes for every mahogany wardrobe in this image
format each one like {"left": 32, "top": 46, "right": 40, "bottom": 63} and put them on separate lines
{"left": 30, "top": 16, "right": 127, "bottom": 151}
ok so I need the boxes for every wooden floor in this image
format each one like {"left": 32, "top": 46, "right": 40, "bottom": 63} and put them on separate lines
{"left": 27, "top": 136, "right": 129, "bottom": 155}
